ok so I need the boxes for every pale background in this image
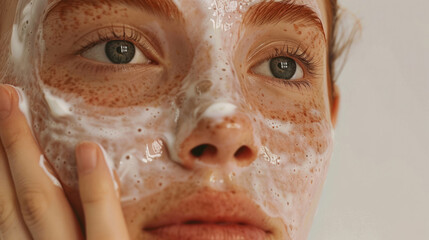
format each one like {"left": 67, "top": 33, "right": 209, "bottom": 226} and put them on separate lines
{"left": 308, "top": 0, "right": 429, "bottom": 239}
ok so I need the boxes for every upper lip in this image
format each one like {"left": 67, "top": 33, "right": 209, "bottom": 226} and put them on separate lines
{"left": 143, "top": 189, "right": 274, "bottom": 234}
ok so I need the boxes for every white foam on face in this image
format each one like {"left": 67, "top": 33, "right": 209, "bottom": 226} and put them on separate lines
{"left": 9, "top": 85, "right": 34, "bottom": 137}
{"left": 2, "top": 0, "right": 333, "bottom": 239}
{"left": 43, "top": 88, "right": 73, "bottom": 117}
{"left": 11, "top": 24, "right": 25, "bottom": 64}
{"left": 10, "top": 0, "right": 52, "bottom": 69}
{"left": 201, "top": 102, "right": 237, "bottom": 119}
{"left": 205, "top": 0, "right": 323, "bottom": 32}
{"left": 265, "top": 118, "right": 293, "bottom": 135}
{"left": 39, "top": 155, "right": 62, "bottom": 187}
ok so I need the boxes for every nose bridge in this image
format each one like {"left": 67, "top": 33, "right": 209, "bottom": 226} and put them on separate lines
{"left": 170, "top": 18, "right": 257, "bottom": 168}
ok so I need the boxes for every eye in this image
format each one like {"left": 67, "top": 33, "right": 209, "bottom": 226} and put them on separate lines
{"left": 253, "top": 56, "right": 304, "bottom": 80}
{"left": 81, "top": 40, "right": 150, "bottom": 64}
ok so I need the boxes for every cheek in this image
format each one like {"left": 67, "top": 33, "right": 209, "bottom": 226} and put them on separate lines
{"left": 236, "top": 69, "right": 332, "bottom": 233}
{"left": 253, "top": 115, "right": 333, "bottom": 236}
{"left": 266, "top": 120, "right": 330, "bottom": 166}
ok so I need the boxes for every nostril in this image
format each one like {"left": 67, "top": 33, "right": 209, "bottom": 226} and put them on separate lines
{"left": 234, "top": 146, "right": 253, "bottom": 161}
{"left": 190, "top": 144, "right": 217, "bottom": 158}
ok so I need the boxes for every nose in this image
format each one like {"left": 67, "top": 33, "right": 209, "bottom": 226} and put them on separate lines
{"left": 178, "top": 104, "right": 258, "bottom": 168}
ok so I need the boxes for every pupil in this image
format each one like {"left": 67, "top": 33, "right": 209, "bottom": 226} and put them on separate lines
{"left": 105, "top": 40, "right": 135, "bottom": 64}
{"left": 269, "top": 57, "right": 297, "bottom": 80}
{"left": 278, "top": 62, "right": 288, "bottom": 69}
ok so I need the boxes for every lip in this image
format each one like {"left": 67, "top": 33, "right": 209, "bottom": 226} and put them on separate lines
{"left": 147, "top": 223, "right": 267, "bottom": 240}
{"left": 143, "top": 189, "right": 275, "bottom": 240}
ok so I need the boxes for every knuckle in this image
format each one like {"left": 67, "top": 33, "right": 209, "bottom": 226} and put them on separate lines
{"left": 82, "top": 195, "right": 106, "bottom": 206}
{"left": 18, "top": 190, "right": 48, "bottom": 227}
{"left": 0, "top": 197, "right": 15, "bottom": 231}
{"left": 81, "top": 183, "right": 112, "bottom": 206}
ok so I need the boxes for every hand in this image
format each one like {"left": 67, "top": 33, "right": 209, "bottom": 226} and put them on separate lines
{"left": 0, "top": 84, "right": 130, "bottom": 240}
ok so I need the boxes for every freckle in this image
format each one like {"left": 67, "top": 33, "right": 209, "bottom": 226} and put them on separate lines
{"left": 222, "top": 68, "right": 226, "bottom": 71}
{"left": 84, "top": 10, "right": 93, "bottom": 16}
{"left": 298, "top": 31, "right": 302, "bottom": 35}
{"left": 294, "top": 24, "right": 299, "bottom": 31}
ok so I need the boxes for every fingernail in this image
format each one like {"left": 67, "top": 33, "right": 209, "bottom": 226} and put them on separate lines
{"left": 0, "top": 85, "right": 12, "bottom": 120}
{"left": 76, "top": 143, "right": 98, "bottom": 175}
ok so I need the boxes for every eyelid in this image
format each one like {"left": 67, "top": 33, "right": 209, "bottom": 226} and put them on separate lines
{"left": 247, "top": 40, "right": 318, "bottom": 76}
{"left": 74, "top": 25, "right": 163, "bottom": 65}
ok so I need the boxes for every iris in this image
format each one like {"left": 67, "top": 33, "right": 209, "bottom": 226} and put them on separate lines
{"left": 105, "top": 40, "right": 136, "bottom": 64}
{"left": 269, "top": 57, "right": 297, "bottom": 80}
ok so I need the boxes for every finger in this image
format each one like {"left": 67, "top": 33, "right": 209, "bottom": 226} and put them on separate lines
{"left": 0, "top": 144, "right": 32, "bottom": 240}
{"left": 76, "top": 142, "right": 129, "bottom": 240}
{"left": 0, "top": 84, "right": 83, "bottom": 240}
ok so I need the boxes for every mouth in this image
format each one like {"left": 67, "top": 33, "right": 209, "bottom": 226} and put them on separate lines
{"left": 146, "top": 222, "right": 267, "bottom": 240}
{"left": 142, "top": 190, "right": 275, "bottom": 240}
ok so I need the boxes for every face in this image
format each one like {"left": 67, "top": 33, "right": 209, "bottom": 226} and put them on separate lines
{"left": 0, "top": 0, "right": 337, "bottom": 239}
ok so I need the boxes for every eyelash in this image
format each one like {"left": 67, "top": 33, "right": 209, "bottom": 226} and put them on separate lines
{"left": 271, "top": 44, "right": 317, "bottom": 75}
{"left": 255, "top": 44, "right": 319, "bottom": 89}
{"left": 76, "top": 27, "right": 318, "bottom": 91}
{"left": 76, "top": 25, "right": 156, "bottom": 63}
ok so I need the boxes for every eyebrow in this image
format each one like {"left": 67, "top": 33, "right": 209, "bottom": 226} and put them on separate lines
{"left": 57, "top": 0, "right": 183, "bottom": 21}
{"left": 242, "top": 1, "right": 325, "bottom": 36}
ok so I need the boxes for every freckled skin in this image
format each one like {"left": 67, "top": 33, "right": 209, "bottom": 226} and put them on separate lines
{"left": 0, "top": 0, "right": 335, "bottom": 239}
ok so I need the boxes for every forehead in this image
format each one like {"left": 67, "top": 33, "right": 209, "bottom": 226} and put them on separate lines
{"left": 40, "top": 0, "right": 328, "bottom": 34}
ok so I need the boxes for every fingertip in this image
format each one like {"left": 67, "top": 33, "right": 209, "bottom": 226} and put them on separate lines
{"left": 75, "top": 142, "right": 100, "bottom": 175}
{"left": 75, "top": 141, "right": 99, "bottom": 153}
{"left": 0, "top": 84, "right": 31, "bottom": 127}
{"left": 1, "top": 84, "right": 20, "bottom": 102}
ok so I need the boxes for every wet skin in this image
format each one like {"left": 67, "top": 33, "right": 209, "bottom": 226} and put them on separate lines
{"left": 0, "top": 0, "right": 339, "bottom": 239}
